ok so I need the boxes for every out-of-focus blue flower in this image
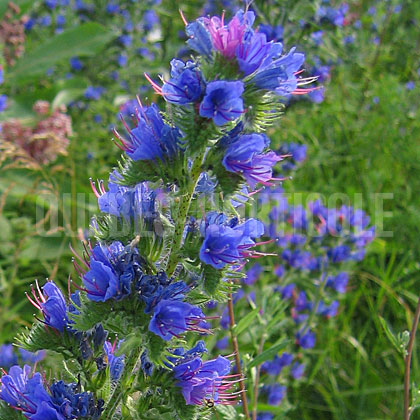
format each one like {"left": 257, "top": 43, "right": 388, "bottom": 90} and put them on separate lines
{"left": 326, "top": 272, "right": 348, "bottom": 293}
{"left": 45, "top": 0, "right": 57, "bottom": 9}
{"left": 216, "top": 337, "right": 229, "bottom": 350}
{"left": 278, "top": 142, "right": 307, "bottom": 171}
{"left": 311, "top": 30, "right": 323, "bottom": 46}
{"left": 406, "top": 81, "right": 415, "bottom": 90}
{"left": 244, "top": 263, "right": 262, "bottom": 285}
{"left": 69, "top": 56, "right": 83, "bottom": 71}
{"left": 291, "top": 361, "right": 305, "bottom": 379}
{"left": 149, "top": 300, "right": 206, "bottom": 341}
{"left": 258, "top": 24, "right": 283, "bottom": 42}
{"left": 117, "top": 53, "right": 128, "bottom": 67}
{"left": 0, "top": 94, "right": 8, "bottom": 112}
{"left": 84, "top": 86, "right": 105, "bottom": 100}
{"left": 344, "top": 35, "right": 355, "bottom": 44}
{"left": 257, "top": 413, "right": 274, "bottom": 420}
{"left": 143, "top": 10, "right": 159, "bottom": 32}
{"left": 222, "top": 133, "right": 282, "bottom": 188}
{"left": 317, "top": 300, "right": 339, "bottom": 317}
{"left": 39, "top": 15, "right": 52, "bottom": 26}
{"left": 261, "top": 353, "right": 293, "bottom": 375}
{"left": 200, "top": 215, "right": 264, "bottom": 269}
{"left": 316, "top": 3, "right": 348, "bottom": 26}
{"left": 141, "top": 350, "right": 153, "bottom": 376}
{"left": 119, "top": 34, "right": 132, "bottom": 47}
{"left": 0, "top": 344, "right": 18, "bottom": 368}
{"left": 162, "top": 59, "right": 204, "bottom": 105}
{"left": 328, "top": 245, "right": 351, "bottom": 262}
{"left": 173, "top": 355, "right": 232, "bottom": 405}
{"left": 19, "top": 348, "right": 46, "bottom": 364}
{"left": 56, "top": 14, "right": 65, "bottom": 26}
{"left": 25, "top": 18, "right": 35, "bottom": 31}
{"left": 106, "top": 2, "right": 119, "bottom": 13}
{"left": 267, "top": 384, "right": 286, "bottom": 405}
{"left": 199, "top": 80, "right": 244, "bottom": 126}
{"left": 104, "top": 340, "right": 125, "bottom": 381}
{"left": 296, "top": 330, "right": 316, "bottom": 349}
{"left": 308, "top": 86, "right": 325, "bottom": 103}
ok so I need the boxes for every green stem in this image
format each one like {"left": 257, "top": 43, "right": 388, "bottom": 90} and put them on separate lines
{"left": 166, "top": 151, "right": 205, "bottom": 277}
{"left": 103, "top": 349, "right": 141, "bottom": 420}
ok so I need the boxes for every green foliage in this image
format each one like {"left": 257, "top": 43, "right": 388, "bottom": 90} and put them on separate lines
{"left": 10, "top": 23, "right": 115, "bottom": 84}
{"left": 0, "top": 403, "right": 25, "bottom": 420}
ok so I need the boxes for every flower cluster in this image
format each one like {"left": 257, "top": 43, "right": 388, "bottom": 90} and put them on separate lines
{"left": 0, "top": 364, "right": 103, "bottom": 419}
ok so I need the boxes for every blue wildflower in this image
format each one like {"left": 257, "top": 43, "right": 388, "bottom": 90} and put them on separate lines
{"left": 0, "top": 365, "right": 54, "bottom": 418}
{"left": 45, "top": 0, "right": 57, "bottom": 9}
{"left": 258, "top": 24, "right": 283, "bottom": 42}
{"left": 244, "top": 263, "right": 262, "bottom": 285}
{"left": 0, "top": 94, "right": 7, "bottom": 112}
{"left": 257, "top": 413, "right": 273, "bottom": 420}
{"left": 200, "top": 216, "right": 265, "bottom": 269}
{"left": 291, "top": 362, "right": 305, "bottom": 379}
{"left": 106, "top": 2, "right": 119, "bottom": 13}
{"left": 406, "top": 81, "right": 415, "bottom": 90}
{"left": 19, "top": 348, "right": 46, "bottom": 364}
{"left": 199, "top": 80, "right": 244, "bottom": 126}
{"left": 116, "top": 103, "right": 182, "bottom": 162}
{"left": 311, "top": 30, "right": 323, "bottom": 46}
{"left": 143, "top": 10, "right": 159, "bottom": 32}
{"left": 317, "top": 300, "right": 339, "bottom": 318}
{"left": 117, "top": 53, "right": 128, "bottom": 67}
{"left": 328, "top": 245, "right": 351, "bottom": 262}
{"left": 296, "top": 330, "right": 316, "bottom": 349}
{"left": 161, "top": 59, "right": 204, "bottom": 105}
{"left": 84, "top": 86, "right": 105, "bottom": 100}
{"left": 267, "top": 384, "right": 286, "bottom": 405}
{"left": 172, "top": 355, "right": 234, "bottom": 405}
{"left": 141, "top": 350, "right": 154, "bottom": 376}
{"left": 50, "top": 380, "right": 104, "bottom": 419}
{"left": 39, "top": 15, "right": 52, "bottom": 26}
{"left": 118, "top": 35, "right": 132, "bottom": 47}
{"left": 0, "top": 344, "right": 18, "bottom": 368}
{"left": 56, "top": 14, "right": 65, "bottom": 26}
{"left": 104, "top": 340, "right": 125, "bottom": 381}
{"left": 0, "top": 67, "right": 3, "bottom": 84}
{"left": 252, "top": 47, "right": 306, "bottom": 98}
{"left": 185, "top": 18, "right": 213, "bottom": 58}
{"left": 81, "top": 242, "right": 144, "bottom": 302}
{"left": 261, "top": 353, "right": 293, "bottom": 375}
{"left": 25, "top": 18, "right": 35, "bottom": 31}
{"left": 222, "top": 133, "right": 282, "bottom": 188}
{"left": 149, "top": 300, "right": 207, "bottom": 341}
{"left": 69, "top": 57, "right": 83, "bottom": 71}
{"left": 326, "top": 272, "right": 348, "bottom": 293}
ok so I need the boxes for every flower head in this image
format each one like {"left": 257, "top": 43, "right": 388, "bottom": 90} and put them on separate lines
{"left": 173, "top": 355, "right": 237, "bottom": 405}
{"left": 200, "top": 215, "right": 265, "bottom": 269}
{"left": 149, "top": 300, "right": 208, "bottom": 341}
{"left": 222, "top": 133, "right": 282, "bottom": 188}
{"left": 104, "top": 340, "right": 125, "bottom": 381}
{"left": 199, "top": 81, "right": 244, "bottom": 126}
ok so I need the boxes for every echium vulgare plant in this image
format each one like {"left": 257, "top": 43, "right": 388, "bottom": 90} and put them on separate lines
{"left": 1, "top": 8, "right": 317, "bottom": 420}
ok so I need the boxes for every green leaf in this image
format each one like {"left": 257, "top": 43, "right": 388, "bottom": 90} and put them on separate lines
{"left": 233, "top": 308, "right": 260, "bottom": 336}
{"left": 52, "top": 89, "right": 85, "bottom": 109}
{"left": 10, "top": 23, "right": 115, "bottom": 83}
{"left": 247, "top": 339, "right": 290, "bottom": 369}
{"left": 0, "top": 402, "right": 25, "bottom": 420}
{"left": 215, "top": 405, "right": 239, "bottom": 419}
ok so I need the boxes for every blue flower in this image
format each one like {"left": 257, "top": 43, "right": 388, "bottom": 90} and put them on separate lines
{"left": 50, "top": 380, "right": 104, "bottom": 419}
{"left": 106, "top": 2, "right": 119, "bottom": 14}
{"left": 173, "top": 355, "right": 233, "bottom": 405}
{"left": 252, "top": 47, "right": 305, "bottom": 97}
{"left": 244, "top": 263, "right": 262, "bottom": 285}
{"left": 261, "top": 353, "right": 293, "bottom": 375}
{"left": 19, "top": 348, "right": 46, "bottom": 364}
{"left": 0, "top": 67, "right": 3, "bottom": 84}
{"left": 296, "top": 330, "right": 316, "bottom": 349}
{"left": 0, "top": 344, "right": 18, "bottom": 368}
{"left": 119, "top": 103, "right": 182, "bottom": 162}
{"left": 31, "top": 402, "right": 65, "bottom": 420}
{"left": 69, "top": 57, "right": 82, "bottom": 71}
{"left": 118, "top": 34, "right": 132, "bottom": 47}
{"left": 0, "top": 94, "right": 7, "bottom": 112}
{"left": 0, "top": 365, "right": 54, "bottom": 418}
{"left": 84, "top": 86, "right": 105, "bottom": 100}
{"left": 162, "top": 59, "right": 204, "bottom": 105}
{"left": 141, "top": 350, "right": 153, "bottom": 376}
{"left": 222, "top": 133, "right": 282, "bottom": 188}
{"left": 317, "top": 300, "right": 339, "bottom": 318}
{"left": 328, "top": 245, "right": 351, "bottom": 262}
{"left": 149, "top": 300, "right": 207, "bottom": 341}
{"left": 258, "top": 24, "right": 283, "bottom": 42}
{"left": 257, "top": 414, "right": 273, "bottom": 420}
{"left": 326, "top": 272, "right": 348, "bottom": 293}
{"left": 200, "top": 216, "right": 264, "bottom": 269}
{"left": 81, "top": 242, "right": 143, "bottom": 302}
{"left": 104, "top": 340, "right": 125, "bottom": 381}
{"left": 185, "top": 19, "right": 212, "bottom": 58}
{"left": 143, "top": 10, "right": 159, "bottom": 32}
{"left": 39, "top": 15, "right": 52, "bottom": 26}
{"left": 311, "top": 30, "right": 323, "bottom": 46}
{"left": 45, "top": 0, "right": 57, "bottom": 9}
{"left": 117, "top": 53, "right": 128, "bottom": 67}
{"left": 199, "top": 81, "right": 244, "bottom": 126}
{"left": 291, "top": 361, "right": 305, "bottom": 379}
{"left": 266, "top": 384, "right": 286, "bottom": 405}
{"left": 56, "top": 15, "right": 65, "bottom": 26}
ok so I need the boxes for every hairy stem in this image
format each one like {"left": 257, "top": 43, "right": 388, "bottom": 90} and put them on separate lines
{"left": 166, "top": 151, "right": 205, "bottom": 277}
{"left": 228, "top": 290, "right": 250, "bottom": 419}
{"left": 404, "top": 293, "right": 420, "bottom": 420}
